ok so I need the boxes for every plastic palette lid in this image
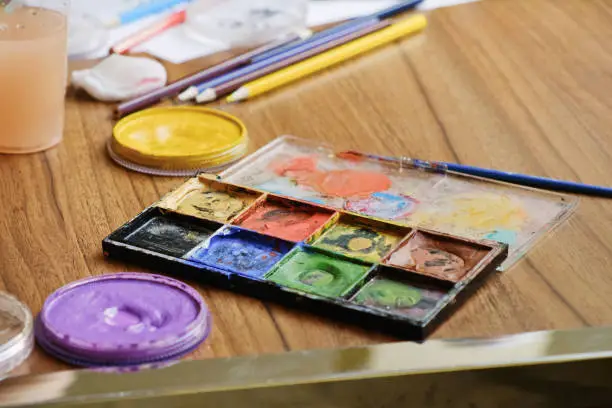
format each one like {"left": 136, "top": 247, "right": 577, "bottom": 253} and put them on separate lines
{"left": 0, "top": 291, "right": 34, "bottom": 379}
{"left": 110, "top": 107, "right": 248, "bottom": 174}
{"left": 35, "top": 273, "right": 211, "bottom": 367}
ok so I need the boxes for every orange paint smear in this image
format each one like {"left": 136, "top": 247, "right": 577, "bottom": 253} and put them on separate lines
{"left": 272, "top": 156, "right": 318, "bottom": 175}
{"left": 335, "top": 151, "right": 365, "bottom": 163}
{"left": 272, "top": 156, "right": 391, "bottom": 198}
{"left": 304, "top": 170, "right": 391, "bottom": 197}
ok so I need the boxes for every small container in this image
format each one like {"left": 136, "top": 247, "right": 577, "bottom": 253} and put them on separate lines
{"left": 35, "top": 273, "right": 211, "bottom": 367}
{"left": 109, "top": 106, "right": 249, "bottom": 176}
{"left": 0, "top": 0, "right": 69, "bottom": 154}
{"left": 184, "top": 0, "right": 308, "bottom": 47}
{"left": 0, "top": 291, "right": 34, "bottom": 379}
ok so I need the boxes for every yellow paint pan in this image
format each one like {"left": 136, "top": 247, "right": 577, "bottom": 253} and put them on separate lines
{"left": 111, "top": 107, "right": 248, "bottom": 172}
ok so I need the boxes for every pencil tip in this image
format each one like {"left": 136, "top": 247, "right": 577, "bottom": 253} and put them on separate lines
{"left": 177, "top": 87, "right": 199, "bottom": 101}
{"left": 297, "top": 28, "right": 313, "bottom": 40}
{"left": 195, "top": 89, "right": 217, "bottom": 103}
{"left": 227, "top": 87, "right": 249, "bottom": 102}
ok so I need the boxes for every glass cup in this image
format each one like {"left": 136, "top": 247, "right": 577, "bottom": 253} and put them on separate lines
{"left": 0, "top": 0, "right": 68, "bottom": 154}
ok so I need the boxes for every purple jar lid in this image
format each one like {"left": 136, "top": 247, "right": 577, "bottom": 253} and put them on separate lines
{"left": 35, "top": 273, "right": 211, "bottom": 367}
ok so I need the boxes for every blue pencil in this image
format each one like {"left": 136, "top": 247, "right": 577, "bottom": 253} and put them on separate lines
{"left": 251, "top": 0, "right": 425, "bottom": 63}
{"left": 341, "top": 151, "right": 612, "bottom": 197}
{"left": 177, "top": 17, "right": 382, "bottom": 101}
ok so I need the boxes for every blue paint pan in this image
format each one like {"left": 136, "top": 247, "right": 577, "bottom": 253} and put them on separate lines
{"left": 185, "top": 226, "right": 294, "bottom": 278}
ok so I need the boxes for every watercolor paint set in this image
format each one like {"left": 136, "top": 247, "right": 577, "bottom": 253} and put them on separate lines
{"left": 103, "top": 136, "right": 575, "bottom": 338}
{"left": 104, "top": 174, "right": 509, "bottom": 339}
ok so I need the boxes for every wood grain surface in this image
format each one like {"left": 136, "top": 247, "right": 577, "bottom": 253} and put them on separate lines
{"left": 2, "top": 0, "right": 612, "bottom": 376}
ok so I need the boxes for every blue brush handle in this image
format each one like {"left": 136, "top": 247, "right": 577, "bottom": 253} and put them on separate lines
{"left": 374, "top": 0, "right": 425, "bottom": 19}
{"left": 193, "top": 17, "right": 380, "bottom": 92}
{"left": 442, "top": 162, "right": 612, "bottom": 197}
{"left": 119, "top": 0, "right": 188, "bottom": 25}
{"left": 345, "top": 152, "right": 612, "bottom": 198}
{"left": 252, "top": 0, "right": 425, "bottom": 63}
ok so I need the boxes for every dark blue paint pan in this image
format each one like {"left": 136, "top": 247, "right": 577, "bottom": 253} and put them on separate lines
{"left": 185, "top": 226, "right": 295, "bottom": 279}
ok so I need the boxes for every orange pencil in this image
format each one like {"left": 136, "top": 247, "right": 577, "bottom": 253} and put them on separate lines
{"left": 112, "top": 10, "right": 186, "bottom": 55}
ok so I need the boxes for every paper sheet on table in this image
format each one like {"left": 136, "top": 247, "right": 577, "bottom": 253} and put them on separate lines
{"left": 140, "top": 0, "right": 480, "bottom": 63}
{"left": 307, "top": 0, "right": 479, "bottom": 26}
{"left": 71, "top": 0, "right": 479, "bottom": 63}
{"left": 134, "top": 27, "right": 228, "bottom": 64}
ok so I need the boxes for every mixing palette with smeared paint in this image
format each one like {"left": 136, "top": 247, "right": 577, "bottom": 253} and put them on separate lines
{"left": 221, "top": 136, "right": 577, "bottom": 271}
{"left": 105, "top": 163, "right": 510, "bottom": 340}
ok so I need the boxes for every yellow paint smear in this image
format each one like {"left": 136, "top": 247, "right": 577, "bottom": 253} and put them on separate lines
{"left": 409, "top": 193, "right": 527, "bottom": 231}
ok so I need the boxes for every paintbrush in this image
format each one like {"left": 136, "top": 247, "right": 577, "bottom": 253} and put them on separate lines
{"left": 339, "top": 151, "right": 612, "bottom": 198}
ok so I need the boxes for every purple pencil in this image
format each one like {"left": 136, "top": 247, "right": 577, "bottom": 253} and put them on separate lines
{"left": 195, "top": 20, "right": 391, "bottom": 103}
{"left": 114, "top": 31, "right": 310, "bottom": 117}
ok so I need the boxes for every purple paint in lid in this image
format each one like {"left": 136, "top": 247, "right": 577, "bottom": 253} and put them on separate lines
{"left": 35, "top": 273, "right": 211, "bottom": 367}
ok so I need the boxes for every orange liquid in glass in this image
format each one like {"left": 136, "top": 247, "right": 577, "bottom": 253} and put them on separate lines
{"left": 0, "top": 6, "right": 67, "bottom": 153}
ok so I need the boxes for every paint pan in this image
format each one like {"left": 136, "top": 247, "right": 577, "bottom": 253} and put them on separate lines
{"left": 232, "top": 194, "right": 334, "bottom": 242}
{"left": 106, "top": 207, "right": 222, "bottom": 259}
{"left": 185, "top": 226, "right": 294, "bottom": 279}
{"left": 35, "top": 273, "right": 211, "bottom": 367}
{"left": 309, "top": 214, "right": 410, "bottom": 263}
{"left": 349, "top": 274, "right": 448, "bottom": 323}
{"left": 383, "top": 231, "right": 494, "bottom": 284}
{"left": 265, "top": 246, "right": 373, "bottom": 298}
{"left": 124, "top": 214, "right": 219, "bottom": 258}
{"left": 158, "top": 176, "right": 260, "bottom": 223}
{"left": 0, "top": 292, "right": 33, "bottom": 378}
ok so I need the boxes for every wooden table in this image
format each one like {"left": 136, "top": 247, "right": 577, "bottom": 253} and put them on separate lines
{"left": 2, "top": 0, "right": 612, "bottom": 377}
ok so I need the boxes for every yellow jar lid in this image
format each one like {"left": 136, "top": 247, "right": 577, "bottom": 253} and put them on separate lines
{"left": 111, "top": 106, "right": 247, "bottom": 170}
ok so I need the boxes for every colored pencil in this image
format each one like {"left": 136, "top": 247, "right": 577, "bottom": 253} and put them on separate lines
{"left": 195, "top": 21, "right": 390, "bottom": 103}
{"left": 179, "top": 17, "right": 381, "bottom": 102}
{"left": 250, "top": 0, "right": 425, "bottom": 63}
{"left": 104, "top": 0, "right": 189, "bottom": 27}
{"left": 227, "top": 14, "right": 427, "bottom": 102}
{"left": 340, "top": 151, "right": 612, "bottom": 197}
{"left": 112, "top": 10, "right": 186, "bottom": 55}
{"left": 114, "top": 32, "right": 306, "bottom": 118}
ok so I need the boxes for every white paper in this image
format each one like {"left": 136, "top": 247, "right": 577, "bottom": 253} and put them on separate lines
{"left": 307, "top": 1, "right": 398, "bottom": 26}
{"left": 307, "top": 0, "right": 479, "bottom": 26}
{"left": 417, "top": 0, "right": 479, "bottom": 10}
{"left": 70, "top": 0, "right": 479, "bottom": 63}
{"left": 135, "top": 26, "right": 229, "bottom": 64}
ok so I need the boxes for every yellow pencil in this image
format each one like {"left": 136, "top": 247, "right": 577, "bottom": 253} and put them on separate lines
{"left": 227, "top": 14, "right": 427, "bottom": 102}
